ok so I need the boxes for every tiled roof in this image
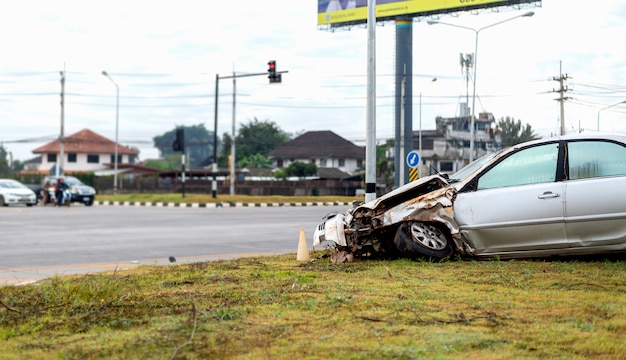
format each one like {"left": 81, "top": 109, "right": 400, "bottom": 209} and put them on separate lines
{"left": 32, "top": 129, "right": 138, "bottom": 155}
{"left": 267, "top": 131, "right": 365, "bottom": 159}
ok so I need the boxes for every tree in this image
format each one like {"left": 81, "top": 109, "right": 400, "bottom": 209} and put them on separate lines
{"left": 0, "top": 145, "right": 10, "bottom": 177}
{"left": 496, "top": 117, "right": 540, "bottom": 147}
{"left": 376, "top": 139, "right": 394, "bottom": 189}
{"left": 143, "top": 158, "right": 178, "bottom": 170}
{"left": 237, "top": 153, "right": 273, "bottom": 168}
{"left": 234, "top": 118, "right": 291, "bottom": 165}
{"left": 153, "top": 124, "right": 218, "bottom": 169}
{"left": 285, "top": 162, "right": 317, "bottom": 178}
{"left": 11, "top": 159, "right": 24, "bottom": 173}
{"left": 218, "top": 133, "right": 232, "bottom": 168}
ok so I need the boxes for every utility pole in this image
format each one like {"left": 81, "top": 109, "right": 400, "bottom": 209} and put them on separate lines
{"left": 398, "top": 66, "right": 406, "bottom": 186}
{"left": 365, "top": 0, "right": 377, "bottom": 202}
{"left": 460, "top": 53, "right": 473, "bottom": 158}
{"left": 552, "top": 62, "right": 571, "bottom": 135}
{"left": 58, "top": 67, "right": 65, "bottom": 177}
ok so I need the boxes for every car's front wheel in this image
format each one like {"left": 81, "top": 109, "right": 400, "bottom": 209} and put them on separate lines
{"left": 393, "top": 222, "right": 453, "bottom": 260}
{"left": 0, "top": 196, "right": 6, "bottom": 207}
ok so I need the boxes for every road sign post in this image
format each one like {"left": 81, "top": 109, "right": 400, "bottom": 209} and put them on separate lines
{"left": 406, "top": 150, "right": 420, "bottom": 182}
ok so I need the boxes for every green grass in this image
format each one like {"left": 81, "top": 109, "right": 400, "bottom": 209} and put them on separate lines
{"left": 97, "top": 193, "right": 359, "bottom": 205}
{"left": 1, "top": 252, "right": 624, "bottom": 359}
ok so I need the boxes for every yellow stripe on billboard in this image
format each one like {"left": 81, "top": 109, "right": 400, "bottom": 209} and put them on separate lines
{"left": 317, "top": 0, "right": 541, "bottom": 26}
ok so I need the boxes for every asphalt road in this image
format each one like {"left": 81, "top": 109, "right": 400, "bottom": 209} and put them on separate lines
{"left": 0, "top": 203, "right": 349, "bottom": 285}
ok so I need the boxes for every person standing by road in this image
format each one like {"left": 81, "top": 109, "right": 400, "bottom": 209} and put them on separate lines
{"left": 41, "top": 180, "right": 51, "bottom": 205}
{"left": 54, "top": 178, "right": 70, "bottom": 207}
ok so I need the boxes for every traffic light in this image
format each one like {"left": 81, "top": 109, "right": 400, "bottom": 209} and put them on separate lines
{"left": 267, "top": 60, "right": 281, "bottom": 83}
{"left": 172, "top": 128, "right": 184, "bottom": 152}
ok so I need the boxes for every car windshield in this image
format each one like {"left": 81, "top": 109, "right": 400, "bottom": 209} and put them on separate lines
{"left": 48, "top": 177, "right": 83, "bottom": 186}
{"left": 0, "top": 180, "right": 27, "bottom": 189}
{"left": 64, "top": 178, "right": 81, "bottom": 186}
{"left": 448, "top": 151, "right": 501, "bottom": 183}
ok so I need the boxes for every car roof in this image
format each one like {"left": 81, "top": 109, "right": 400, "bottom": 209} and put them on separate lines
{"left": 515, "top": 133, "right": 626, "bottom": 148}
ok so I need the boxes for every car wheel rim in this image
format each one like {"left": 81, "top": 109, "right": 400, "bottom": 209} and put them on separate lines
{"left": 409, "top": 223, "right": 447, "bottom": 250}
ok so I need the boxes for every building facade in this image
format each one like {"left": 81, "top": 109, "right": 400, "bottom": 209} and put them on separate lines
{"left": 411, "top": 111, "right": 502, "bottom": 176}
{"left": 267, "top": 130, "right": 365, "bottom": 174}
{"left": 28, "top": 129, "right": 138, "bottom": 174}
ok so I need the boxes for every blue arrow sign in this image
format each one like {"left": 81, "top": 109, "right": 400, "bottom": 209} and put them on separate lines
{"left": 406, "top": 150, "right": 420, "bottom": 168}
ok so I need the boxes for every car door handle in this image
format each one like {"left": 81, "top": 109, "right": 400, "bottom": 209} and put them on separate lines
{"left": 537, "top": 191, "right": 560, "bottom": 199}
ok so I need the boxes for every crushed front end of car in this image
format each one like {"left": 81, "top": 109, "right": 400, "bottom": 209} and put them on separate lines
{"left": 313, "top": 175, "right": 462, "bottom": 260}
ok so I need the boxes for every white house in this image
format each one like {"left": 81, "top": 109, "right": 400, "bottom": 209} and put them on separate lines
{"left": 266, "top": 130, "right": 365, "bottom": 174}
{"left": 29, "top": 129, "right": 138, "bottom": 174}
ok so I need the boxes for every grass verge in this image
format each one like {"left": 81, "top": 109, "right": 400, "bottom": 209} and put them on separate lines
{"left": 96, "top": 193, "right": 359, "bottom": 205}
{"left": 1, "top": 252, "right": 624, "bottom": 359}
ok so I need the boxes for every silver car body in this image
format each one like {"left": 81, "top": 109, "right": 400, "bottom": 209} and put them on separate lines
{"left": 313, "top": 133, "right": 626, "bottom": 259}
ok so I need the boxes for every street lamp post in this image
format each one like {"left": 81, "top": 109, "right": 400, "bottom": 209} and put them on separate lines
{"left": 102, "top": 71, "right": 119, "bottom": 194}
{"left": 428, "top": 11, "right": 534, "bottom": 162}
{"left": 419, "top": 78, "right": 437, "bottom": 178}
{"left": 597, "top": 100, "right": 626, "bottom": 131}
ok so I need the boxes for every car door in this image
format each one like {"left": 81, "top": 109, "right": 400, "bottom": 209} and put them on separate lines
{"left": 564, "top": 139, "right": 626, "bottom": 248}
{"left": 454, "top": 142, "right": 568, "bottom": 256}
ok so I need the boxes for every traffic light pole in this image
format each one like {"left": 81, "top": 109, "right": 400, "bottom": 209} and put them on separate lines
{"left": 172, "top": 128, "right": 186, "bottom": 198}
{"left": 212, "top": 66, "right": 288, "bottom": 198}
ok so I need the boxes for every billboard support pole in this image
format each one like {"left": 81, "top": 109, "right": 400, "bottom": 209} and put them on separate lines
{"left": 365, "top": 0, "right": 377, "bottom": 202}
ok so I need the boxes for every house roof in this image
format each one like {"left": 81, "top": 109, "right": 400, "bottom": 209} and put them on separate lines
{"left": 32, "top": 129, "right": 139, "bottom": 156}
{"left": 267, "top": 131, "right": 365, "bottom": 159}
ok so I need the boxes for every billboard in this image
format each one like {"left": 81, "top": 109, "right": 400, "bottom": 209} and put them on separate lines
{"left": 318, "top": 0, "right": 541, "bottom": 27}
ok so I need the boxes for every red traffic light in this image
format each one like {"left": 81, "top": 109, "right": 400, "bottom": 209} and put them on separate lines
{"left": 267, "top": 60, "right": 280, "bottom": 83}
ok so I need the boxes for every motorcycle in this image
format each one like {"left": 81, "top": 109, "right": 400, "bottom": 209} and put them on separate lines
{"left": 46, "top": 188, "right": 71, "bottom": 207}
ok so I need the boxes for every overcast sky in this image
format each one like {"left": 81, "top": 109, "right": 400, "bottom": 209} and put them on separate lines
{"left": 2, "top": 0, "right": 626, "bottom": 161}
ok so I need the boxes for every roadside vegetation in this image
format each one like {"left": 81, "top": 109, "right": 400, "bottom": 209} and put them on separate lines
{"left": 1, "top": 251, "right": 624, "bottom": 359}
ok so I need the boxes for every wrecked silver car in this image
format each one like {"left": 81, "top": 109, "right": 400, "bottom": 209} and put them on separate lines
{"left": 313, "top": 134, "right": 626, "bottom": 260}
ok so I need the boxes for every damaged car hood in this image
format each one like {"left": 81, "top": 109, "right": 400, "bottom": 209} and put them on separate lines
{"left": 351, "top": 175, "right": 460, "bottom": 234}
{"left": 355, "top": 174, "right": 451, "bottom": 213}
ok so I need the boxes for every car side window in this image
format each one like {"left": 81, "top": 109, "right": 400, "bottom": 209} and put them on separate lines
{"left": 568, "top": 140, "right": 626, "bottom": 180}
{"left": 477, "top": 143, "right": 559, "bottom": 190}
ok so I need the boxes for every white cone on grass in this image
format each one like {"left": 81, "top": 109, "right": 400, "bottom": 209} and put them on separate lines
{"left": 296, "top": 227, "right": 310, "bottom": 262}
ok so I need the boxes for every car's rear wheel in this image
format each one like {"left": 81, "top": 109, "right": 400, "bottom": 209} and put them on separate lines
{"left": 393, "top": 222, "right": 453, "bottom": 260}
{"left": 0, "top": 196, "right": 6, "bottom": 207}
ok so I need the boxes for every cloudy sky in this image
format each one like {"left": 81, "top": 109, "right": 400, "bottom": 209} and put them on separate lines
{"left": 2, "top": 0, "right": 626, "bottom": 161}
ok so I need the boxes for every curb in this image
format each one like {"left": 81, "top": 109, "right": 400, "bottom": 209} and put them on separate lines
{"left": 94, "top": 201, "right": 354, "bottom": 208}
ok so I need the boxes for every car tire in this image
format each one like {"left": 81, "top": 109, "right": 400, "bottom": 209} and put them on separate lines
{"left": 85, "top": 198, "right": 94, "bottom": 206}
{"left": 393, "top": 222, "right": 453, "bottom": 260}
{"left": 0, "top": 196, "right": 5, "bottom": 207}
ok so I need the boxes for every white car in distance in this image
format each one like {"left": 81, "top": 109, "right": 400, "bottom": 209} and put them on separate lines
{"left": 0, "top": 179, "right": 38, "bottom": 207}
